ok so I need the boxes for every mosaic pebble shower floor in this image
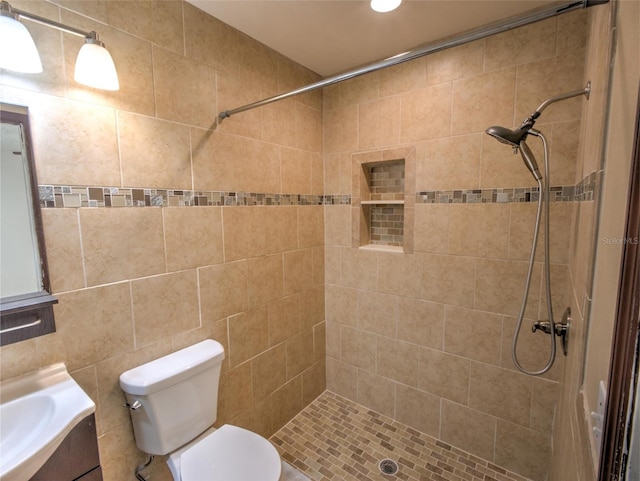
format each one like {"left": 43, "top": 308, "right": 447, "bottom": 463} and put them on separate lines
{"left": 271, "top": 391, "right": 531, "bottom": 481}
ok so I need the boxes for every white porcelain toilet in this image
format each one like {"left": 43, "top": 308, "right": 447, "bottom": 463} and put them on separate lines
{"left": 119, "top": 339, "right": 282, "bottom": 481}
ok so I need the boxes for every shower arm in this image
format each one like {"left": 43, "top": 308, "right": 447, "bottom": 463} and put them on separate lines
{"left": 520, "top": 82, "right": 591, "bottom": 127}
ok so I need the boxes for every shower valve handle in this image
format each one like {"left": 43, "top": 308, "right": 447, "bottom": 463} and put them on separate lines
{"left": 532, "top": 320, "right": 568, "bottom": 337}
{"left": 531, "top": 321, "right": 553, "bottom": 334}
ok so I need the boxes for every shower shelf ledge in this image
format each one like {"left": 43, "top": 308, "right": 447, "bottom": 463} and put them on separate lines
{"left": 361, "top": 200, "right": 404, "bottom": 205}
{"left": 359, "top": 244, "right": 403, "bottom": 253}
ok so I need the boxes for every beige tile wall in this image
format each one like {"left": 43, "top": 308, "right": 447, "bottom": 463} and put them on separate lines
{"left": 323, "top": 10, "right": 589, "bottom": 481}
{"left": 0, "top": 2, "right": 324, "bottom": 481}
{"left": 551, "top": 1, "right": 640, "bottom": 480}
{"left": 550, "top": 3, "right": 607, "bottom": 480}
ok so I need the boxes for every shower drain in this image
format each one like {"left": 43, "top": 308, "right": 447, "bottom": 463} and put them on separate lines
{"left": 378, "top": 459, "right": 399, "bottom": 476}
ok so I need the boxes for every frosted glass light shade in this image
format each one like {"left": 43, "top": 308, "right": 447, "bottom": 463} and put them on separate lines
{"left": 74, "top": 41, "right": 119, "bottom": 91}
{"left": 0, "top": 14, "right": 42, "bottom": 73}
{"left": 370, "top": 0, "right": 402, "bottom": 13}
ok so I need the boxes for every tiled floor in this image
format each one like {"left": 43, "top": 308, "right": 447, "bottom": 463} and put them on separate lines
{"left": 271, "top": 391, "right": 531, "bottom": 481}
{"left": 282, "top": 461, "right": 313, "bottom": 481}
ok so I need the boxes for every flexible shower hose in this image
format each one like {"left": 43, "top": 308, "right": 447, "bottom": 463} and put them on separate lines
{"left": 512, "top": 130, "right": 557, "bottom": 376}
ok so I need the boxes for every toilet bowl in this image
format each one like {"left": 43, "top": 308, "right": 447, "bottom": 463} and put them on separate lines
{"left": 119, "top": 339, "right": 281, "bottom": 481}
{"left": 167, "top": 425, "right": 281, "bottom": 481}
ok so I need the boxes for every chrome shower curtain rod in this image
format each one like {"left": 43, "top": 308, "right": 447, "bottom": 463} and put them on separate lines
{"left": 218, "top": 0, "right": 607, "bottom": 123}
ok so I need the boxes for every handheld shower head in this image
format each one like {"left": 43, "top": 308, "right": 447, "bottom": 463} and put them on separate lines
{"left": 485, "top": 125, "right": 531, "bottom": 148}
{"left": 485, "top": 83, "right": 590, "bottom": 182}
{"left": 484, "top": 124, "right": 542, "bottom": 181}
{"left": 519, "top": 140, "right": 542, "bottom": 181}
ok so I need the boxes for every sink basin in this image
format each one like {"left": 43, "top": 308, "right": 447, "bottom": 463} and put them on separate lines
{"left": 0, "top": 363, "right": 95, "bottom": 481}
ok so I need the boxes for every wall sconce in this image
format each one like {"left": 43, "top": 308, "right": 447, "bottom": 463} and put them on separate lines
{"left": 0, "top": 1, "right": 119, "bottom": 90}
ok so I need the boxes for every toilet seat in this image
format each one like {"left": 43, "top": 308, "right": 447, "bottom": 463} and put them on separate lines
{"left": 179, "top": 424, "right": 281, "bottom": 481}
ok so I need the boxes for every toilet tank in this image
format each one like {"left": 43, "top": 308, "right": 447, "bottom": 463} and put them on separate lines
{"left": 119, "top": 339, "right": 225, "bottom": 455}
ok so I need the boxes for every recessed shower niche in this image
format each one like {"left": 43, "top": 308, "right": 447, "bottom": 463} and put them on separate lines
{"left": 352, "top": 147, "right": 415, "bottom": 253}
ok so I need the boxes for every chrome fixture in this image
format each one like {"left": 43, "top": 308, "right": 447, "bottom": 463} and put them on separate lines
{"left": 135, "top": 455, "right": 155, "bottom": 481}
{"left": 218, "top": 0, "right": 607, "bottom": 122}
{"left": 531, "top": 320, "right": 559, "bottom": 335}
{"left": 486, "top": 83, "right": 590, "bottom": 180}
{"left": 379, "top": 459, "right": 399, "bottom": 475}
{"left": 485, "top": 85, "right": 589, "bottom": 376}
{"left": 532, "top": 307, "right": 571, "bottom": 356}
{"left": 0, "top": 1, "right": 119, "bottom": 90}
{"left": 124, "top": 399, "right": 142, "bottom": 410}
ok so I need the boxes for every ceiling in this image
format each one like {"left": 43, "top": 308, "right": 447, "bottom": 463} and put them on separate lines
{"left": 186, "top": 0, "right": 561, "bottom": 77}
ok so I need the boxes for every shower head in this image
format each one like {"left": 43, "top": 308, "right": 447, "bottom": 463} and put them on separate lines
{"left": 485, "top": 124, "right": 542, "bottom": 181}
{"left": 485, "top": 125, "right": 531, "bottom": 148}
{"left": 484, "top": 83, "right": 590, "bottom": 181}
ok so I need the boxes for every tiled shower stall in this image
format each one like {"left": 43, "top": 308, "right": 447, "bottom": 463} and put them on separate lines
{"left": 322, "top": 9, "right": 594, "bottom": 481}
{"left": 0, "top": 1, "right": 622, "bottom": 481}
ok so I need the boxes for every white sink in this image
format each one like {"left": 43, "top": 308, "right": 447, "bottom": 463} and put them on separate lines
{"left": 0, "top": 363, "right": 95, "bottom": 481}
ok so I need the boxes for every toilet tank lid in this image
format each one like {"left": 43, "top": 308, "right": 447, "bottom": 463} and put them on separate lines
{"left": 119, "top": 339, "right": 225, "bottom": 396}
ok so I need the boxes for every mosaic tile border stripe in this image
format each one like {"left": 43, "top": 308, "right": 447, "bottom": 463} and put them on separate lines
{"left": 574, "top": 171, "right": 599, "bottom": 201}
{"left": 416, "top": 172, "right": 598, "bottom": 204}
{"left": 416, "top": 185, "right": 571, "bottom": 204}
{"left": 37, "top": 172, "right": 597, "bottom": 209}
{"left": 38, "top": 185, "right": 350, "bottom": 208}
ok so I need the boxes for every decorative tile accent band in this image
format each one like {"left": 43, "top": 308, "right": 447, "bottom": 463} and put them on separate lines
{"left": 574, "top": 171, "right": 598, "bottom": 202}
{"left": 416, "top": 185, "right": 574, "bottom": 204}
{"left": 416, "top": 171, "right": 599, "bottom": 204}
{"left": 38, "top": 185, "right": 350, "bottom": 208}
{"left": 38, "top": 172, "right": 597, "bottom": 208}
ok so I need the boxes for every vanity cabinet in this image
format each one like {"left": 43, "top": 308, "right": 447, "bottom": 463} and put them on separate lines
{"left": 30, "top": 414, "right": 102, "bottom": 481}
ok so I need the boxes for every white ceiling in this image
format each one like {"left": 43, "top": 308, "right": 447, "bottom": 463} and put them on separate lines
{"left": 186, "top": 0, "right": 561, "bottom": 76}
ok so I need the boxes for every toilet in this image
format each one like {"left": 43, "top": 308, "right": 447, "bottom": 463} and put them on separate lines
{"left": 119, "top": 339, "right": 282, "bottom": 481}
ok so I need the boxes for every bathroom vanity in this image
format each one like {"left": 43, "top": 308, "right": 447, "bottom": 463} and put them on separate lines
{"left": 0, "top": 363, "right": 100, "bottom": 481}
{"left": 30, "top": 414, "right": 102, "bottom": 480}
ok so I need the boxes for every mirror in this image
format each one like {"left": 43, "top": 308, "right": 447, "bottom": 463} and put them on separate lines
{"left": 0, "top": 103, "right": 56, "bottom": 346}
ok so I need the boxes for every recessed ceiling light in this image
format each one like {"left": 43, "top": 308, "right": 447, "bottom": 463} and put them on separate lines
{"left": 370, "top": 0, "right": 402, "bottom": 13}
